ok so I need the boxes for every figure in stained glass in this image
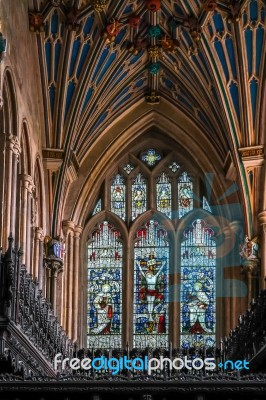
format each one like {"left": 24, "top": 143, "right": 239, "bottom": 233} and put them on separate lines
{"left": 111, "top": 174, "right": 126, "bottom": 220}
{"left": 134, "top": 220, "right": 169, "bottom": 347}
{"left": 156, "top": 173, "right": 171, "bottom": 218}
{"left": 88, "top": 221, "right": 122, "bottom": 348}
{"left": 132, "top": 174, "right": 147, "bottom": 220}
{"left": 178, "top": 172, "right": 193, "bottom": 218}
{"left": 180, "top": 219, "right": 216, "bottom": 349}
{"left": 136, "top": 254, "right": 166, "bottom": 322}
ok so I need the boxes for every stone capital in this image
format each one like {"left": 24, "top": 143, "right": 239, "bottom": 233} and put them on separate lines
{"left": 241, "top": 259, "right": 260, "bottom": 277}
{"left": 74, "top": 225, "right": 83, "bottom": 238}
{"left": 258, "top": 211, "right": 266, "bottom": 227}
{"left": 19, "top": 174, "right": 34, "bottom": 192}
{"left": 62, "top": 220, "right": 75, "bottom": 237}
{"left": 44, "top": 258, "right": 64, "bottom": 276}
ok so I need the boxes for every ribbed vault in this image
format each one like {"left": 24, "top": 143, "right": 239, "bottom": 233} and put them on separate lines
{"left": 28, "top": 0, "right": 265, "bottom": 235}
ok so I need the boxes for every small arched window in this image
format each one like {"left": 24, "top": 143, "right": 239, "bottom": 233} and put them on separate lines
{"left": 87, "top": 148, "right": 216, "bottom": 349}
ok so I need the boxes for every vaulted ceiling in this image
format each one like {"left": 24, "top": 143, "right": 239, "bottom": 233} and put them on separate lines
{"left": 28, "top": 0, "right": 265, "bottom": 233}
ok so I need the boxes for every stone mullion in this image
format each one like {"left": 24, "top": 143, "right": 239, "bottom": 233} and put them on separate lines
{"left": 72, "top": 225, "right": 83, "bottom": 342}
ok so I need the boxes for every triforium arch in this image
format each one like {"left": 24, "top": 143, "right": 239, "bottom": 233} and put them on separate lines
{"left": 63, "top": 127, "right": 247, "bottom": 349}
{"left": 0, "top": 68, "right": 20, "bottom": 249}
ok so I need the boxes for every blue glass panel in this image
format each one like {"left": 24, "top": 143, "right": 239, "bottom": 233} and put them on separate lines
{"left": 54, "top": 41, "right": 61, "bottom": 82}
{"left": 45, "top": 41, "right": 52, "bottom": 83}
{"left": 229, "top": 82, "right": 240, "bottom": 122}
{"left": 180, "top": 219, "right": 216, "bottom": 349}
{"left": 87, "top": 221, "right": 122, "bottom": 348}
{"left": 129, "top": 50, "right": 144, "bottom": 65}
{"left": 213, "top": 12, "right": 224, "bottom": 32}
{"left": 82, "top": 87, "right": 93, "bottom": 112}
{"left": 114, "top": 93, "right": 132, "bottom": 110}
{"left": 250, "top": 0, "right": 258, "bottom": 21}
{"left": 83, "top": 16, "right": 94, "bottom": 35}
{"left": 225, "top": 37, "right": 237, "bottom": 79}
{"left": 65, "top": 81, "right": 75, "bottom": 120}
{"left": 77, "top": 42, "right": 90, "bottom": 79}
{"left": 91, "top": 48, "right": 109, "bottom": 82}
{"left": 250, "top": 78, "right": 258, "bottom": 126}
{"left": 134, "top": 220, "right": 169, "bottom": 348}
{"left": 256, "top": 26, "right": 264, "bottom": 75}
{"left": 245, "top": 28, "right": 253, "bottom": 76}
{"left": 49, "top": 84, "right": 56, "bottom": 118}
{"left": 51, "top": 13, "right": 59, "bottom": 34}
{"left": 69, "top": 39, "right": 81, "bottom": 77}
{"left": 96, "top": 51, "right": 117, "bottom": 86}
{"left": 214, "top": 39, "right": 229, "bottom": 81}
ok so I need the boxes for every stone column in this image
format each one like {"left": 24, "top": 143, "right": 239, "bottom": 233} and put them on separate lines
{"left": 3, "top": 135, "right": 21, "bottom": 248}
{"left": 19, "top": 175, "right": 34, "bottom": 265}
{"left": 26, "top": 179, "right": 35, "bottom": 273}
{"left": 241, "top": 259, "right": 260, "bottom": 306}
{"left": 10, "top": 137, "right": 21, "bottom": 238}
{"left": 62, "top": 220, "right": 75, "bottom": 338}
{"left": 72, "top": 225, "right": 83, "bottom": 342}
{"left": 258, "top": 211, "right": 266, "bottom": 290}
{"left": 33, "top": 227, "right": 44, "bottom": 285}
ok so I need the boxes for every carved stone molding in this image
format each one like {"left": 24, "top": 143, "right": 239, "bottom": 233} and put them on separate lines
{"left": 241, "top": 258, "right": 260, "bottom": 277}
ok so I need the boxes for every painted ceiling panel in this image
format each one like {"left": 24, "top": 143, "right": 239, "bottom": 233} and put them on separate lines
{"left": 30, "top": 0, "right": 265, "bottom": 158}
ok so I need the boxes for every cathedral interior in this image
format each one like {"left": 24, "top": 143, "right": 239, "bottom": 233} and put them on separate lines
{"left": 0, "top": 0, "right": 265, "bottom": 399}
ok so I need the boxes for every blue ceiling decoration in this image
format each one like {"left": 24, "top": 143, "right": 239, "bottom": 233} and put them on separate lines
{"left": 28, "top": 0, "right": 265, "bottom": 232}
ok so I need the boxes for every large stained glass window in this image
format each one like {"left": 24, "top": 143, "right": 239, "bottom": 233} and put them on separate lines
{"left": 180, "top": 219, "right": 216, "bottom": 349}
{"left": 133, "top": 220, "right": 169, "bottom": 348}
{"left": 111, "top": 174, "right": 126, "bottom": 220}
{"left": 156, "top": 173, "right": 172, "bottom": 218}
{"left": 132, "top": 173, "right": 147, "bottom": 220}
{"left": 87, "top": 221, "right": 122, "bottom": 348}
{"left": 178, "top": 172, "right": 193, "bottom": 218}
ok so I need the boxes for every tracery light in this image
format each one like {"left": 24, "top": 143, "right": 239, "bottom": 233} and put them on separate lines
{"left": 156, "top": 172, "right": 172, "bottom": 218}
{"left": 111, "top": 174, "right": 126, "bottom": 220}
{"left": 140, "top": 149, "right": 162, "bottom": 167}
{"left": 87, "top": 221, "right": 122, "bottom": 348}
{"left": 180, "top": 219, "right": 216, "bottom": 349}
{"left": 132, "top": 173, "right": 147, "bottom": 220}
{"left": 133, "top": 220, "right": 169, "bottom": 348}
{"left": 178, "top": 172, "right": 193, "bottom": 218}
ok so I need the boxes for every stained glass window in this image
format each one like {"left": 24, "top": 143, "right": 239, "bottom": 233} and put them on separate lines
{"left": 180, "top": 219, "right": 216, "bottom": 349}
{"left": 92, "top": 199, "right": 102, "bottom": 215}
{"left": 111, "top": 174, "right": 126, "bottom": 220}
{"left": 87, "top": 221, "right": 122, "bottom": 348}
{"left": 141, "top": 149, "right": 162, "bottom": 167}
{"left": 134, "top": 220, "right": 169, "bottom": 348}
{"left": 132, "top": 173, "right": 147, "bottom": 220}
{"left": 168, "top": 161, "right": 180, "bottom": 173}
{"left": 156, "top": 173, "right": 172, "bottom": 218}
{"left": 123, "top": 163, "right": 135, "bottom": 175}
{"left": 178, "top": 172, "right": 193, "bottom": 218}
{"left": 203, "top": 196, "right": 212, "bottom": 213}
